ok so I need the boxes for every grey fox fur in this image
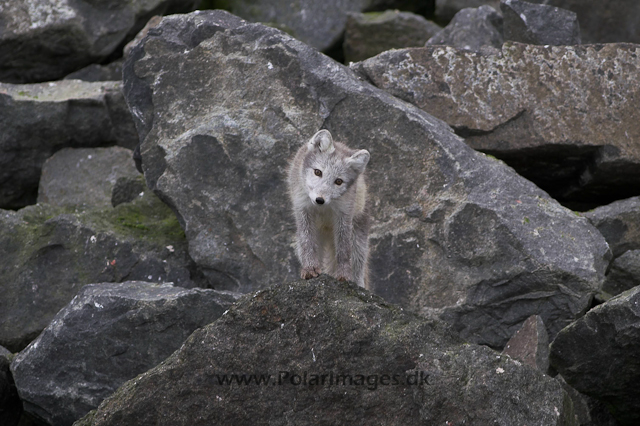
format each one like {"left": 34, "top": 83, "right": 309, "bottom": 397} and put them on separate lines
{"left": 287, "top": 130, "right": 371, "bottom": 288}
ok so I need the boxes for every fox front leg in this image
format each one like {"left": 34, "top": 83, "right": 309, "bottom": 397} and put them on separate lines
{"left": 334, "top": 216, "right": 354, "bottom": 282}
{"left": 295, "top": 209, "right": 321, "bottom": 279}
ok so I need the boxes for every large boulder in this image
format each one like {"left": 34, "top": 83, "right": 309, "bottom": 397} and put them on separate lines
{"left": 501, "top": 0, "right": 580, "bottom": 46}
{"left": 10, "top": 281, "right": 238, "bottom": 426}
{"left": 435, "top": 0, "right": 501, "bottom": 22}
{"left": 0, "top": 0, "right": 200, "bottom": 83}
{"left": 0, "top": 190, "right": 202, "bottom": 352}
{"left": 124, "top": 10, "right": 609, "bottom": 348}
{"left": 37, "top": 147, "right": 140, "bottom": 209}
{"left": 527, "top": 0, "right": 640, "bottom": 44}
{"left": 353, "top": 43, "right": 640, "bottom": 209}
{"left": 0, "top": 80, "right": 138, "bottom": 209}
{"left": 550, "top": 286, "right": 640, "bottom": 426}
{"left": 73, "top": 276, "right": 576, "bottom": 426}
{"left": 343, "top": 11, "right": 441, "bottom": 63}
{"left": 426, "top": 5, "right": 504, "bottom": 51}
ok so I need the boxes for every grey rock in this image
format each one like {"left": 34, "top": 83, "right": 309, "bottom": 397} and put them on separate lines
{"left": 555, "top": 375, "right": 620, "bottom": 426}
{"left": 73, "top": 276, "right": 576, "bottom": 426}
{"left": 124, "top": 10, "right": 610, "bottom": 349}
{"left": 218, "top": 0, "right": 432, "bottom": 53}
{"left": 527, "top": 0, "right": 640, "bottom": 44}
{"left": 426, "top": 5, "right": 504, "bottom": 51}
{"left": 602, "top": 250, "right": 640, "bottom": 297}
{"left": 123, "top": 16, "right": 163, "bottom": 59}
{"left": 11, "top": 281, "right": 238, "bottom": 426}
{"left": 502, "top": 314, "right": 549, "bottom": 372}
{"left": 435, "top": 0, "right": 501, "bottom": 22}
{"left": 38, "top": 147, "right": 140, "bottom": 209}
{"left": 501, "top": 0, "right": 580, "bottom": 45}
{"left": 111, "top": 176, "right": 146, "bottom": 208}
{"left": 550, "top": 286, "right": 640, "bottom": 426}
{"left": 0, "top": 80, "right": 138, "bottom": 209}
{"left": 343, "top": 10, "right": 441, "bottom": 63}
{"left": 584, "top": 197, "right": 640, "bottom": 257}
{"left": 64, "top": 60, "right": 124, "bottom": 82}
{"left": 0, "top": 191, "right": 201, "bottom": 353}
{"left": 0, "top": 0, "right": 200, "bottom": 83}
{"left": 353, "top": 43, "right": 640, "bottom": 209}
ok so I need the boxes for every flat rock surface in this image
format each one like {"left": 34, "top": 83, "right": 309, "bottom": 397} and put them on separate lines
{"left": 10, "top": 281, "right": 238, "bottom": 426}
{"left": 353, "top": 43, "right": 640, "bottom": 208}
{"left": 124, "top": 10, "right": 610, "bottom": 349}
{"left": 73, "top": 276, "right": 576, "bottom": 426}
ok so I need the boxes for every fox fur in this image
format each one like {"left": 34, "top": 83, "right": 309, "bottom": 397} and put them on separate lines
{"left": 287, "top": 129, "right": 371, "bottom": 288}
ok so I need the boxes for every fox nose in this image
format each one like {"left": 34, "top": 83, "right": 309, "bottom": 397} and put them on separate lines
{"left": 315, "top": 197, "right": 325, "bottom": 205}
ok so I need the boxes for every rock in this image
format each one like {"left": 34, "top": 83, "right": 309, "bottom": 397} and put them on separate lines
{"left": 556, "top": 376, "right": 620, "bottom": 426}
{"left": 584, "top": 197, "right": 640, "bottom": 257}
{"left": 527, "top": 0, "right": 640, "bottom": 44}
{"left": 111, "top": 176, "right": 146, "bottom": 208}
{"left": 550, "top": 286, "right": 640, "bottom": 426}
{"left": 10, "top": 281, "right": 238, "bottom": 426}
{"left": 124, "top": 10, "right": 610, "bottom": 348}
{"left": 63, "top": 60, "right": 124, "bottom": 82}
{"left": 0, "top": 346, "right": 22, "bottom": 426}
{"left": 353, "top": 43, "right": 640, "bottom": 209}
{"left": 217, "top": 0, "right": 432, "bottom": 53}
{"left": 123, "top": 16, "right": 163, "bottom": 59}
{"left": 501, "top": 0, "right": 580, "bottom": 45}
{"left": 502, "top": 315, "right": 549, "bottom": 372}
{"left": 0, "top": 80, "right": 138, "bottom": 210}
{"left": 0, "top": 0, "right": 200, "bottom": 84}
{"left": 426, "top": 5, "right": 504, "bottom": 52}
{"left": 435, "top": 0, "right": 501, "bottom": 22}
{"left": 38, "top": 147, "right": 140, "bottom": 209}
{"left": 343, "top": 11, "right": 441, "bottom": 63}
{"left": 0, "top": 189, "right": 202, "bottom": 353}
{"left": 602, "top": 250, "right": 640, "bottom": 297}
{"left": 74, "top": 276, "right": 576, "bottom": 426}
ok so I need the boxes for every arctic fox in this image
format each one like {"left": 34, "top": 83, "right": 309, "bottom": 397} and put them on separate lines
{"left": 288, "top": 129, "right": 371, "bottom": 288}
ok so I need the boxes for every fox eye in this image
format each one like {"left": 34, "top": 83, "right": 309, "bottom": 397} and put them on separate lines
{"left": 314, "top": 169, "right": 322, "bottom": 177}
{"left": 335, "top": 178, "right": 343, "bottom": 186}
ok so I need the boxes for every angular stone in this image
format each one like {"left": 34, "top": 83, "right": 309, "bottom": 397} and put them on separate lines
{"left": 435, "top": 0, "right": 501, "bottom": 22}
{"left": 602, "top": 250, "right": 640, "bottom": 297}
{"left": 343, "top": 11, "right": 441, "bottom": 63}
{"left": 63, "top": 60, "right": 124, "bottom": 82}
{"left": 426, "top": 5, "right": 503, "bottom": 51}
{"left": 10, "top": 281, "right": 238, "bottom": 426}
{"left": 37, "top": 147, "right": 140, "bottom": 209}
{"left": 0, "top": 0, "right": 200, "bottom": 83}
{"left": 501, "top": 0, "right": 580, "bottom": 45}
{"left": 124, "top": 10, "right": 610, "bottom": 348}
{"left": 73, "top": 277, "right": 576, "bottom": 426}
{"left": 0, "top": 191, "right": 201, "bottom": 353}
{"left": 353, "top": 43, "right": 640, "bottom": 209}
{"left": 527, "top": 0, "right": 640, "bottom": 44}
{"left": 584, "top": 197, "right": 640, "bottom": 257}
{"left": 502, "top": 315, "right": 549, "bottom": 372}
{"left": 0, "top": 80, "right": 138, "bottom": 209}
{"left": 111, "top": 176, "right": 146, "bottom": 208}
{"left": 550, "top": 286, "right": 640, "bottom": 426}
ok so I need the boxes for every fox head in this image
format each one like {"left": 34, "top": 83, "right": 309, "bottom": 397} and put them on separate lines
{"left": 303, "top": 130, "right": 370, "bottom": 206}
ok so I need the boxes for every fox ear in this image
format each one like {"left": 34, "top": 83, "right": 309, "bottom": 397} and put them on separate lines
{"left": 346, "top": 149, "right": 370, "bottom": 174}
{"left": 307, "top": 130, "right": 335, "bottom": 154}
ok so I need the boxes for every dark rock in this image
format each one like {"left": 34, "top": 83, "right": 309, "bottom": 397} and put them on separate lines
{"left": 10, "top": 281, "right": 238, "bottom": 426}
{"left": 38, "top": 147, "right": 140, "bottom": 209}
{"left": 124, "top": 10, "right": 609, "bottom": 348}
{"left": 0, "top": 346, "right": 22, "bottom": 426}
{"left": 426, "top": 5, "right": 504, "bottom": 51}
{"left": 550, "top": 286, "right": 640, "bottom": 426}
{"left": 527, "top": 0, "right": 640, "bottom": 44}
{"left": 343, "top": 11, "right": 441, "bottom": 63}
{"left": 602, "top": 250, "right": 640, "bottom": 297}
{"left": 353, "top": 43, "right": 640, "bottom": 209}
{"left": 0, "top": 0, "right": 200, "bottom": 84}
{"left": 73, "top": 276, "right": 576, "bottom": 426}
{"left": 584, "top": 197, "right": 640, "bottom": 257}
{"left": 502, "top": 314, "right": 549, "bottom": 372}
{"left": 111, "top": 176, "right": 146, "bottom": 208}
{"left": 63, "top": 60, "right": 124, "bottom": 82}
{"left": 435, "top": 0, "right": 501, "bottom": 22}
{"left": 0, "top": 190, "right": 202, "bottom": 353}
{"left": 556, "top": 376, "right": 621, "bottom": 426}
{"left": 501, "top": 0, "right": 580, "bottom": 45}
{"left": 123, "top": 16, "right": 163, "bottom": 59}
{"left": 0, "top": 80, "right": 138, "bottom": 210}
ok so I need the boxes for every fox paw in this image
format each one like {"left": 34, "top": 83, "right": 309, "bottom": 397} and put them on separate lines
{"left": 337, "top": 276, "right": 348, "bottom": 282}
{"left": 301, "top": 266, "right": 321, "bottom": 280}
